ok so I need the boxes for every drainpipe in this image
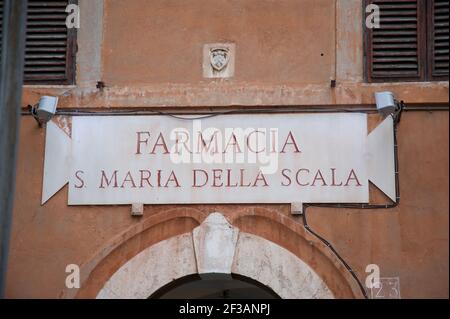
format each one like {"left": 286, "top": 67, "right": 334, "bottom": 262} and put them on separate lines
{"left": 0, "top": 0, "right": 27, "bottom": 298}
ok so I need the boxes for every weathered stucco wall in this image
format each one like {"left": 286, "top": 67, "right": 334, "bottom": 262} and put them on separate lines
{"left": 21, "top": 0, "right": 448, "bottom": 107}
{"left": 7, "top": 0, "right": 449, "bottom": 298}
{"left": 102, "top": 0, "right": 335, "bottom": 85}
{"left": 6, "top": 112, "right": 449, "bottom": 298}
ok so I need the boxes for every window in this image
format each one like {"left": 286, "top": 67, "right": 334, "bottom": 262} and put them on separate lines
{"left": 364, "top": 0, "right": 449, "bottom": 82}
{"left": 0, "top": 0, "right": 77, "bottom": 85}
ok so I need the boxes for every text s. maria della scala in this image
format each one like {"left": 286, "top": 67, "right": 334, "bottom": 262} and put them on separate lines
{"left": 72, "top": 130, "right": 363, "bottom": 189}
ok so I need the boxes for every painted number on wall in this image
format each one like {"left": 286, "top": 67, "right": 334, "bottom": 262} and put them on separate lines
{"left": 370, "top": 277, "right": 401, "bottom": 299}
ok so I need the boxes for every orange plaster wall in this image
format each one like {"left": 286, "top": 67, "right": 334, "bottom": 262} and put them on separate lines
{"left": 5, "top": 112, "right": 449, "bottom": 298}
{"left": 6, "top": 0, "right": 449, "bottom": 299}
{"left": 101, "top": 0, "right": 335, "bottom": 86}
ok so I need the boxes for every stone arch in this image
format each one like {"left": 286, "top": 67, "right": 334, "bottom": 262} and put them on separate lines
{"left": 61, "top": 207, "right": 206, "bottom": 299}
{"left": 64, "top": 208, "right": 364, "bottom": 299}
{"left": 96, "top": 213, "right": 332, "bottom": 299}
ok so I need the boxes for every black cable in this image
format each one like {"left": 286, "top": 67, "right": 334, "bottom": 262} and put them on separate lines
{"left": 154, "top": 111, "right": 230, "bottom": 121}
{"left": 20, "top": 104, "right": 447, "bottom": 118}
{"left": 25, "top": 100, "right": 410, "bottom": 298}
{"left": 301, "top": 209, "right": 370, "bottom": 299}
{"left": 21, "top": 107, "right": 381, "bottom": 118}
{"left": 299, "top": 103, "right": 403, "bottom": 299}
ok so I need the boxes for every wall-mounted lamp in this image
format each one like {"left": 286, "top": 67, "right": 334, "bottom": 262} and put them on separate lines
{"left": 374, "top": 91, "right": 397, "bottom": 117}
{"left": 31, "top": 96, "right": 58, "bottom": 126}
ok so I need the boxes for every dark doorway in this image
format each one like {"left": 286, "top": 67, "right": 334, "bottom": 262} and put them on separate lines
{"left": 149, "top": 273, "right": 281, "bottom": 299}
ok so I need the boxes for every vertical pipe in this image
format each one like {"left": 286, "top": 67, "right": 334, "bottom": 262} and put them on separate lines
{"left": 0, "top": 0, "right": 28, "bottom": 298}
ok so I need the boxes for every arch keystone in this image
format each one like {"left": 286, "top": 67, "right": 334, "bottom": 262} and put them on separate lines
{"left": 193, "top": 213, "right": 239, "bottom": 274}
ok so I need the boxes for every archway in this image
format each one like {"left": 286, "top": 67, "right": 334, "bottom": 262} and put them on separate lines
{"left": 96, "top": 213, "right": 335, "bottom": 299}
{"left": 149, "top": 273, "right": 280, "bottom": 299}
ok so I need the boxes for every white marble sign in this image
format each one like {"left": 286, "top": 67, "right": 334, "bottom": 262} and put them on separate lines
{"left": 42, "top": 113, "right": 396, "bottom": 206}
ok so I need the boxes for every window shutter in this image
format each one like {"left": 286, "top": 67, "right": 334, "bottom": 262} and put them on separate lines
{"left": 0, "top": 0, "right": 76, "bottom": 85}
{"left": 428, "top": 0, "right": 449, "bottom": 80}
{"left": 25, "top": 0, "right": 76, "bottom": 84}
{"left": 365, "top": 0, "right": 426, "bottom": 82}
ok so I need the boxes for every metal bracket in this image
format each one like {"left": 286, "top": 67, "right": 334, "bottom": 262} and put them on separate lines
{"left": 131, "top": 203, "right": 144, "bottom": 217}
{"left": 290, "top": 202, "right": 304, "bottom": 215}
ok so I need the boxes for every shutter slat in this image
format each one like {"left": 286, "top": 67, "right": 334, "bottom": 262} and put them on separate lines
{"left": 27, "top": 27, "right": 67, "bottom": 33}
{"left": 27, "top": 14, "right": 67, "bottom": 20}
{"left": 381, "top": 17, "right": 418, "bottom": 22}
{"left": 435, "top": 62, "right": 449, "bottom": 67}
{"left": 28, "top": 20, "right": 67, "bottom": 26}
{"left": 435, "top": 49, "right": 449, "bottom": 54}
{"left": 25, "top": 73, "right": 67, "bottom": 79}
{"left": 373, "top": 43, "right": 418, "bottom": 49}
{"left": 373, "top": 64, "right": 419, "bottom": 69}
{"left": 435, "top": 21, "right": 449, "bottom": 27}
{"left": 374, "top": 57, "right": 418, "bottom": 62}
{"left": 373, "top": 37, "right": 417, "bottom": 43}
{"left": 26, "top": 47, "right": 67, "bottom": 52}
{"left": 373, "top": 24, "right": 417, "bottom": 30}
{"left": 373, "top": 50, "right": 418, "bottom": 56}
{"left": 25, "top": 66, "right": 67, "bottom": 72}
{"left": 28, "top": 8, "right": 69, "bottom": 13}
{"left": 373, "top": 71, "right": 419, "bottom": 76}
{"left": 26, "top": 54, "right": 66, "bottom": 59}
{"left": 26, "top": 40, "right": 67, "bottom": 46}
{"left": 435, "top": 56, "right": 449, "bottom": 61}
{"left": 374, "top": 30, "right": 418, "bottom": 36}
{"left": 25, "top": 60, "right": 66, "bottom": 67}
{"left": 28, "top": 2, "right": 68, "bottom": 8}
{"left": 27, "top": 34, "right": 68, "bottom": 39}
{"left": 379, "top": 11, "right": 417, "bottom": 16}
